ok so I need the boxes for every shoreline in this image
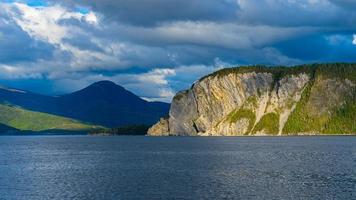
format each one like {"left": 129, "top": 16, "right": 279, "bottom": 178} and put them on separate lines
{"left": 148, "top": 134, "right": 356, "bottom": 137}
{"left": 1, "top": 132, "right": 356, "bottom": 137}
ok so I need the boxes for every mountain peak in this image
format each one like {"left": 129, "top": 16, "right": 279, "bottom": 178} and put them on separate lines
{"left": 64, "top": 80, "right": 146, "bottom": 105}
{"left": 87, "top": 80, "right": 125, "bottom": 90}
{"left": 92, "top": 80, "right": 118, "bottom": 87}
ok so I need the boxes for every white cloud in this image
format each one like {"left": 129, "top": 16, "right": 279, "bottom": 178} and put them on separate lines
{"left": 353, "top": 34, "right": 356, "bottom": 45}
{"left": 85, "top": 12, "right": 99, "bottom": 25}
{"left": 3, "top": 3, "right": 111, "bottom": 70}
{"left": 142, "top": 89, "right": 175, "bottom": 102}
{"left": 9, "top": 3, "right": 79, "bottom": 44}
{"left": 137, "top": 69, "right": 176, "bottom": 85}
{"left": 0, "top": 64, "right": 43, "bottom": 79}
{"left": 114, "top": 68, "right": 177, "bottom": 102}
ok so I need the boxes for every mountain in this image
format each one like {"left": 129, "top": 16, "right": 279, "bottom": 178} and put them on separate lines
{"left": 0, "top": 86, "right": 55, "bottom": 113}
{"left": 54, "top": 81, "right": 170, "bottom": 127}
{"left": 0, "top": 81, "right": 170, "bottom": 128}
{"left": 0, "top": 123, "right": 18, "bottom": 134}
{"left": 148, "top": 63, "right": 356, "bottom": 136}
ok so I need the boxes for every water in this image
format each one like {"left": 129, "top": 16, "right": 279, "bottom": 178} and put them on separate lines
{"left": 0, "top": 136, "right": 356, "bottom": 200}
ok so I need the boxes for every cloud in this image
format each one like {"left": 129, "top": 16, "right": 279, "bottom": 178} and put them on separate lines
{"left": 0, "top": 6, "right": 54, "bottom": 63}
{"left": 329, "top": 0, "right": 356, "bottom": 10}
{"left": 0, "top": 64, "right": 43, "bottom": 79}
{"left": 237, "top": 0, "right": 356, "bottom": 30}
{"left": 3, "top": 3, "right": 113, "bottom": 70}
{"left": 114, "top": 21, "right": 311, "bottom": 50}
{"left": 53, "top": 0, "right": 239, "bottom": 26}
{"left": 0, "top": 0, "right": 356, "bottom": 102}
{"left": 111, "top": 68, "right": 177, "bottom": 102}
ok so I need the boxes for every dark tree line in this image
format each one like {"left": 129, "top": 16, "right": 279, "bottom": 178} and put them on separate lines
{"left": 89, "top": 124, "right": 150, "bottom": 135}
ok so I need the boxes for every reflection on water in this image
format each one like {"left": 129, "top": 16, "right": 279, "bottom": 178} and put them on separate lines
{"left": 0, "top": 136, "right": 356, "bottom": 200}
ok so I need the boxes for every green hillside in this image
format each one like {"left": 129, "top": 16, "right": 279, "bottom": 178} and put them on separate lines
{"left": 0, "top": 104, "right": 101, "bottom": 132}
{"left": 207, "top": 63, "right": 356, "bottom": 135}
{"left": 283, "top": 64, "right": 356, "bottom": 134}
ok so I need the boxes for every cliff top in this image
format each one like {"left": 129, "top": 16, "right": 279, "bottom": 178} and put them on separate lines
{"left": 200, "top": 63, "right": 356, "bottom": 83}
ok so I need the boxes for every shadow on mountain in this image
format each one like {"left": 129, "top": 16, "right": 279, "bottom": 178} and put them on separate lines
{"left": 0, "top": 81, "right": 170, "bottom": 128}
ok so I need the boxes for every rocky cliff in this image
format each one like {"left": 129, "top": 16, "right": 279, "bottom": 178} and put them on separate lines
{"left": 148, "top": 64, "right": 356, "bottom": 136}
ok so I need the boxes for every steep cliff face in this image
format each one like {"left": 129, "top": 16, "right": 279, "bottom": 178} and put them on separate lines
{"left": 148, "top": 64, "right": 356, "bottom": 136}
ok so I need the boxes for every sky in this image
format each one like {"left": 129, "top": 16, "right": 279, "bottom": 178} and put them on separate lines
{"left": 0, "top": 0, "right": 356, "bottom": 102}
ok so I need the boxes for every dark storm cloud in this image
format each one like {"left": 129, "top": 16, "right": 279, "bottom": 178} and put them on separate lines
{"left": 236, "top": 0, "right": 356, "bottom": 27}
{"left": 329, "top": 0, "right": 356, "bottom": 9}
{"left": 52, "top": 0, "right": 356, "bottom": 28}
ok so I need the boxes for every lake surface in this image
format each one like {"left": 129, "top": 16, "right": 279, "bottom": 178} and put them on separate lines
{"left": 0, "top": 136, "right": 356, "bottom": 200}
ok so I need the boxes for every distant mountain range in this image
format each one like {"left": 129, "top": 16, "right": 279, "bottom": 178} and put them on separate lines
{"left": 0, "top": 81, "right": 170, "bottom": 133}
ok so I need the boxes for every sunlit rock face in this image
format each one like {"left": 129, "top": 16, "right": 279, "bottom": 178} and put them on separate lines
{"left": 147, "top": 118, "right": 170, "bottom": 136}
{"left": 148, "top": 64, "right": 356, "bottom": 136}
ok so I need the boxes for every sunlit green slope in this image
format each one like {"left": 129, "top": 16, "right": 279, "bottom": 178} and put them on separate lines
{"left": 0, "top": 104, "right": 101, "bottom": 132}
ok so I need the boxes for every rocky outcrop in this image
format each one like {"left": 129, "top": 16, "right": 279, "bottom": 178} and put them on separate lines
{"left": 148, "top": 64, "right": 356, "bottom": 136}
{"left": 147, "top": 118, "right": 170, "bottom": 136}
